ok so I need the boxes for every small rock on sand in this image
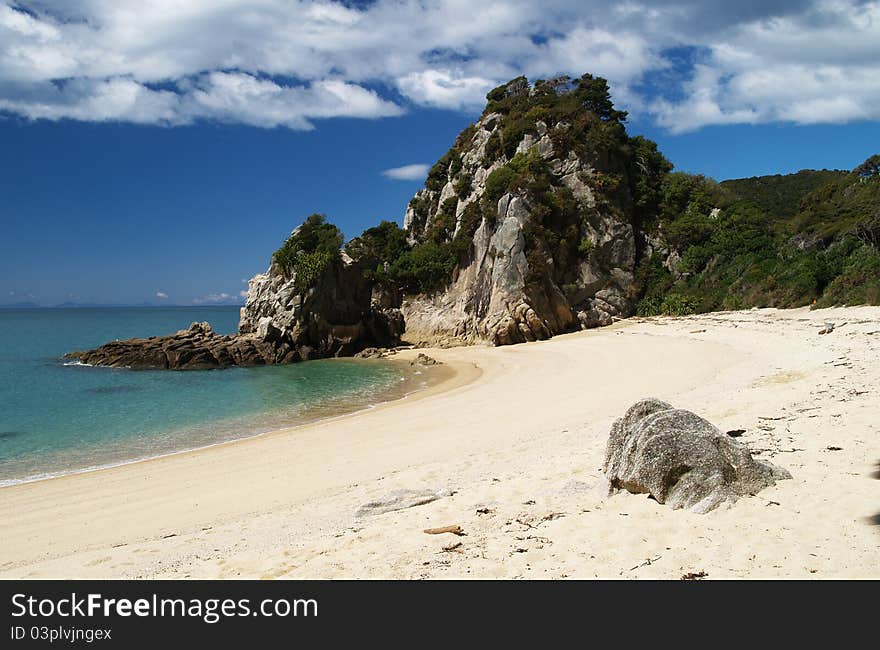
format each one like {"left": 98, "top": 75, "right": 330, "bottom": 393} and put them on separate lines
{"left": 410, "top": 353, "right": 441, "bottom": 366}
{"left": 354, "top": 347, "right": 392, "bottom": 359}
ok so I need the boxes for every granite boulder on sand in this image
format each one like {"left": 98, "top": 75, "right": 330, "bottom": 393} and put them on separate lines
{"left": 604, "top": 398, "right": 791, "bottom": 513}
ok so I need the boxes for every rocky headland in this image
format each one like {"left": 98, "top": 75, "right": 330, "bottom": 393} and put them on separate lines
{"left": 67, "top": 73, "right": 880, "bottom": 368}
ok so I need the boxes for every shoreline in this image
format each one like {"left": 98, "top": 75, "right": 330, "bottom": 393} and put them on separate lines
{"left": 0, "top": 354, "right": 477, "bottom": 490}
{"left": 2, "top": 306, "right": 878, "bottom": 579}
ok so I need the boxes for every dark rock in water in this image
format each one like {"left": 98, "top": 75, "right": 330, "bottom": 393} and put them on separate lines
{"left": 0, "top": 431, "right": 22, "bottom": 441}
{"left": 603, "top": 398, "right": 791, "bottom": 513}
{"left": 65, "top": 322, "right": 265, "bottom": 370}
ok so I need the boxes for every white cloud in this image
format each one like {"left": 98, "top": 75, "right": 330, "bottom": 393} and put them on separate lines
{"left": 193, "top": 292, "right": 241, "bottom": 304}
{"left": 525, "top": 27, "right": 658, "bottom": 86}
{"left": 382, "top": 163, "right": 429, "bottom": 181}
{"left": 155, "top": 291, "right": 168, "bottom": 299}
{"left": 0, "top": 72, "right": 402, "bottom": 129}
{"left": 396, "top": 70, "right": 495, "bottom": 110}
{"left": 652, "top": 64, "right": 761, "bottom": 133}
{"left": 239, "top": 290, "right": 249, "bottom": 298}
{"left": 649, "top": 1, "right": 880, "bottom": 131}
{"left": 0, "top": 77, "right": 181, "bottom": 124}
{"left": 182, "top": 73, "right": 403, "bottom": 129}
{"left": 0, "top": 1, "right": 878, "bottom": 132}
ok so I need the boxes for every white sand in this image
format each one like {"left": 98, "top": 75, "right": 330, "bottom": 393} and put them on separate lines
{"left": 1, "top": 306, "right": 878, "bottom": 579}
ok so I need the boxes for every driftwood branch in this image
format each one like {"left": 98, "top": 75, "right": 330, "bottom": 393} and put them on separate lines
{"left": 424, "top": 525, "right": 466, "bottom": 536}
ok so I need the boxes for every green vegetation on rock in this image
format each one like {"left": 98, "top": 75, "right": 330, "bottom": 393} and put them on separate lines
{"left": 344, "top": 220, "right": 410, "bottom": 280}
{"left": 635, "top": 156, "right": 880, "bottom": 313}
{"left": 272, "top": 214, "right": 343, "bottom": 291}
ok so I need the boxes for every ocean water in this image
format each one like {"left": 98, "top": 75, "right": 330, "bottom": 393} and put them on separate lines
{"left": 0, "top": 307, "right": 421, "bottom": 486}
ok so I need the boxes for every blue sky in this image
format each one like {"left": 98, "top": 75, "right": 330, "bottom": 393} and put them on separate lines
{"left": 1, "top": 0, "right": 879, "bottom": 306}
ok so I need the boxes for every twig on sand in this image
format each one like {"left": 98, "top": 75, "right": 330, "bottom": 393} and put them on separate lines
{"left": 441, "top": 542, "right": 463, "bottom": 553}
{"left": 516, "top": 535, "right": 552, "bottom": 544}
{"left": 515, "top": 518, "right": 538, "bottom": 530}
{"left": 424, "top": 525, "right": 466, "bottom": 536}
{"left": 629, "top": 555, "right": 662, "bottom": 571}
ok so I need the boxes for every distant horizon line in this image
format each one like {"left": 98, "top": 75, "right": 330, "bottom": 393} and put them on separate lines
{"left": 0, "top": 302, "right": 245, "bottom": 309}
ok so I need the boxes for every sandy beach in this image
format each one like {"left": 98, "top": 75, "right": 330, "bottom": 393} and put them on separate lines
{"left": 1, "top": 306, "right": 878, "bottom": 579}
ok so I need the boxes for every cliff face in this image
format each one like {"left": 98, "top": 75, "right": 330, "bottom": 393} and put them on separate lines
{"left": 238, "top": 255, "right": 403, "bottom": 362}
{"left": 396, "top": 75, "right": 662, "bottom": 346}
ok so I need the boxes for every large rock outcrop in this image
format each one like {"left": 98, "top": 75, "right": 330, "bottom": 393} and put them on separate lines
{"left": 67, "top": 246, "right": 404, "bottom": 370}
{"left": 68, "top": 73, "right": 673, "bottom": 367}
{"left": 65, "top": 322, "right": 278, "bottom": 370}
{"left": 603, "top": 398, "right": 791, "bottom": 513}
{"left": 238, "top": 255, "right": 404, "bottom": 363}
{"left": 397, "top": 75, "right": 653, "bottom": 346}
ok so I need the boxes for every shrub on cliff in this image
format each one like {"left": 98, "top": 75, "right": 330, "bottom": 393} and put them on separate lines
{"left": 272, "top": 214, "right": 343, "bottom": 289}
{"left": 386, "top": 242, "right": 458, "bottom": 294}
{"left": 345, "top": 220, "right": 411, "bottom": 279}
{"left": 483, "top": 151, "right": 548, "bottom": 204}
{"left": 426, "top": 151, "right": 454, "bottom": 192}
{"left": 815, "top": 239, "right": 880, "bottom": 306}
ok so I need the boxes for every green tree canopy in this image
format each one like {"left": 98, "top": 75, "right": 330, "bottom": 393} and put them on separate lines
{"left": 272, "top": 214, "right": 343, "bottom": 289}
{"left": 345, "top": 220, "right": 411, "bottom": 277}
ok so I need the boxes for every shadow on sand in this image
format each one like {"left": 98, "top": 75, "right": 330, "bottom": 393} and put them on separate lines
{"left": 870, "top": 462, "right": 880, "bottom": 526}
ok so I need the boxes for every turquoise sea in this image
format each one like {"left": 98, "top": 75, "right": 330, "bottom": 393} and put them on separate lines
{"left": 0, "top": 306, "right": 419, "bottom": 486}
